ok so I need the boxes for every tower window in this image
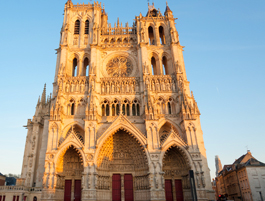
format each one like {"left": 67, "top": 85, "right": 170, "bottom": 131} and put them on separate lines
{"left": 73, "top": 58, "right": 77, "bottom": 77}
{"left": 162, "top": 56, "right": 168, "bottom": 75}
{"left": 74, "top": 20, "right": 80, "bottom": 35}
{"left": 159, "top": 26, "right": 166, "bottom": 45}
{"left": 151, "top": 57, "right": 157, "bottom": 75}
{"left": 85, "top": 20, "right": 89, "bottom": 34}
{"left": 83, "top": 58, "right": 89, "bottom": 76}
{"left": 148, "top": 26, "right": 155, "bottom": 45}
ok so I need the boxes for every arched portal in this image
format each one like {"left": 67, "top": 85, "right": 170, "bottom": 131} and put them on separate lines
{"left": 162, "top": 146, "right": 191, "bottom": 201}
{"left": 56, "top": 145, "right": 84, "bottom": 201}
{"left": 96, "top": 129, "right": 149, "bottom": 201}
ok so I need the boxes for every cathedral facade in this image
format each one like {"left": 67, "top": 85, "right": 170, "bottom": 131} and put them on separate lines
{"left": 0, "top": 1, "right": 214, "bottom": 201}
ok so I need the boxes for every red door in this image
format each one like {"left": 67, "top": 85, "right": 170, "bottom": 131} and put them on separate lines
{"left": 16, "top": 196, "right": 19, "bottom": 201}
{"left": 13, "top": 196, "right": 16, "bottom": 201}
{"left": 0, "top": 195, "right": 2, "bottom": 201}
{"left": 112, "top": 174, "right": 121, "bottom": 201}
{"left": 124, "top": 174, "right": 134, "bottom": 201}
{"left": 64, "top": 180, "right": 72, "bottom": 201}
{"left": 2, "top": 196, "right": 5, "bottom": 201}
{"left": 175, "top": 180, "right": 184, "bottom": 201}
{"left": 74, "top": 180, "right": 81, "bottom": 201}
{"left": 165, "top": 180, "right": 173, "bottom": 201}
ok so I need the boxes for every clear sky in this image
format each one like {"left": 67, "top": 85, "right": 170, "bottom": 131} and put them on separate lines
{"left": 0, "top": 0, "right": 264, "bottom": 180}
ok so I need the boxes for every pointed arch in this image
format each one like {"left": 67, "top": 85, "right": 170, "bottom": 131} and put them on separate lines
{"left": 54, "top": 143, "right": 86, "bottom": 173}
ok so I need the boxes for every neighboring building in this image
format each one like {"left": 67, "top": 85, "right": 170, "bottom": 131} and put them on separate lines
{"left": 0, "top": 173, "right": 6, "bottom": 186}
{"left": 215, "top": 151, "right": 265, "bottom": 201}
{"left": 0, "top": 1, "right": 215, "bottom": 201}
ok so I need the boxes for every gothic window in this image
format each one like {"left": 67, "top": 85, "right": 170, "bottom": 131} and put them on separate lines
{"left": 73, "top": 58, "right": 77, "bottom": 77}
{"left": 132, "top": 99, "right": 140, "bottom": 116}
{"left": 167, "top": 102, "right": 171, "bottom": 114}
{"left": 122, "top": 104, "right": 126, "bottom": 115}
{"left": 137, "top": 104, "right": 140, "bottom": 116}
{"left": 132, "top": 104, "right": 136, "bottom": 116}
{"left": 74, "top": 20, "right": 80, "bottom": 34}
{"left": 84, "top": 20, "right": 89, "bottom": 34}
{"left": 112, "top": 105, "right": 115, "bottom": 116}
{"left": 116, "top": 104, "right": 120, "bottom": 115}
{"left": 159, "top": 26, "right": 166, "bottom": 45}
{"left": 148, "top": 26, "right": 155, "bottom": 45}
{"left": 151, "top": 57, "right": 157, "bottom": 75}
{"left": 102, "top": 105, "right": 105, "bottom": 116}
{"left": 102, "top": 100, "right": 110, "bottom": 116}
{"left": 83, "top": 57, "right": 89, "bottom": 76}
{"left": 71, "top": 103, "right": 75, "bottom": 115}
{"left": 106, "top": 104, "right": 110, "bottom": 116}
{"left": 162, "top": 56, "right": 169, "bottom": 75}
{"left": 127, "top": 104, "right": 130, "bottom": 116}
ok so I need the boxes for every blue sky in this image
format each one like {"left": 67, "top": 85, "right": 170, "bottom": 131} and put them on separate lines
{"left": 0, "top": 0, "right": 264, "bottom": 179}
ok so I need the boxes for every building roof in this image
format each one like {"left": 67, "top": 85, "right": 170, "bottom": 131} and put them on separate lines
{"left": 0, "top": 173, "right": 5, "bottom": 177}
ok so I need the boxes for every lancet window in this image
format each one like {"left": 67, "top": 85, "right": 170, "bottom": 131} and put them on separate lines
{"left": 159, "top": 26, "right": 166, "bottom": 45}
{"left": 148, "top": 26, "right": 155, "bottom": 45}
{"left": 162, "top": 56, "right": 169, "bottom": 75}
{"left": 83, "top": 57, "right": 89, "bottom": 76}
{"left": 151, "top": 57, "right": 157, "bottom": 75}
{"left": 84, "top": 20, "right": 89, "bottom": 34}
{"left": 72, "top": 58, "right": 77, "bottom": 77}
{"left": 101, "top": 99, "right": 140, "bottom": 117}
{"left": 74, "top": 20, "right": 80, "bottom": 34}
{"left": 68, "top": 99, "right": 75, "bottom": 115}
{"left": 101, "top": 100, "right": 110, "bottom": 116}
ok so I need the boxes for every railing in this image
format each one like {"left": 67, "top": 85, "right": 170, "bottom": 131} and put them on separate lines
{"left": 101, "top": 27, "right": 137, "bottom": 35}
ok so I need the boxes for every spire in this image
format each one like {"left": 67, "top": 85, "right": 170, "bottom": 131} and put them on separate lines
{"left": 41, "top": 84, "right": 46, "bottom": 104}
{"left": 37, "top": 96, "right": 40, "bottom": 106}
{"left": 164, "top": 1, "right": 172, "bottom": 15}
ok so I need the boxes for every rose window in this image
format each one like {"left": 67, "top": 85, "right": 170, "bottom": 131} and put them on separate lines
{"left": 106, "top": 56, "right": 133, "bottom": 77}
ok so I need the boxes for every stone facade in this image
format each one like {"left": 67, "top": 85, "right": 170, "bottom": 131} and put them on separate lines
{"left": 0, "top": 1, "right": 215, "bottom": 201}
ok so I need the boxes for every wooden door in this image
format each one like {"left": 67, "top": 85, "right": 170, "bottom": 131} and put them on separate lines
{"left": 0, "top": 195, "right": 2, "bottom": 201}
{"left": 175, "top": 180, "right": 184, "bottom": 201}
{"left": 112, "top": 174, "right": 121, "bottom": 201}
{"left": 124, "top": 174, "right": 134, "bottom": 201}
{"left": 165, "top": 180, "right": 173, "bottom": 201}
{"left": 64, "top": 180, "right": 72, "bottom": 201}
{"left": 74, "top": 180, "right": 81, "bottom": 201}
{"left": 16, "top": 196, "right": 19, "bottom": 201}
{"left": 2, "top": 196, "right": 5, "bottom": 201}
{"left": 13, "top": 196, "right": 16, "bottom": 201}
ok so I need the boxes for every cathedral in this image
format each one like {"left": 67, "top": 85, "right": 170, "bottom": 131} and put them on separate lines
{"left": 0, "top": 1, "right": 215, "bottom": 201}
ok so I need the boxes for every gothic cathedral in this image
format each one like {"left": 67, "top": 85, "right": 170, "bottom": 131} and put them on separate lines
{"left": 0, "top": 1, "right": 215, "bottom": 201}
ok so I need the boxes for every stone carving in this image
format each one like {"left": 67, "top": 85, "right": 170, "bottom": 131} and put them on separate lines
{"left": 106, "top": 56, "right": 133, "bottom": 77}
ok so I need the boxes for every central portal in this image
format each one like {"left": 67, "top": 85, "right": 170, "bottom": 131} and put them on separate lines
{"left": 97, "top": 129, "right": 149, "bottom": 201}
